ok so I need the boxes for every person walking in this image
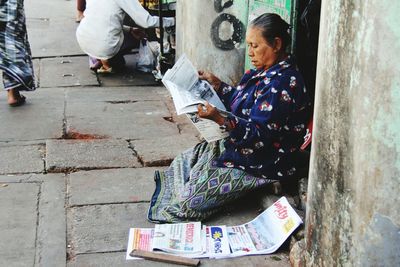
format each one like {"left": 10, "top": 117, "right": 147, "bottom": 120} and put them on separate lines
{"left": 0, "top": 0, "right": 36, "bottom": 107}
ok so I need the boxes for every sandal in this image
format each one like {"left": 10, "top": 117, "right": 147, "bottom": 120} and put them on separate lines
{"left": 9, "top": 94, "right": 26, "bottom": 107}
{"left": 97, "top": 66, "right": 114, "bottom": 74}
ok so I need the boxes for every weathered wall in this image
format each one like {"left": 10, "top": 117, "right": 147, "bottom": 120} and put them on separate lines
{"left": 306, "top": 0, "right": 400, "bottom": 266}
{"left": 176, "top": 0, "right": 249, "bottom": 84}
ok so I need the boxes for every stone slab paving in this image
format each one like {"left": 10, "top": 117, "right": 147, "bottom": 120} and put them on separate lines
{"left": 0, "top": 140, "right": 47, "bottom": 147}
{"left": 0, "top": 88, "right": 65, "bottom": 142}
{"left": 27, "top": 17, "right": 82, "bottom": 58}
{"left": 66, "top": 86, "right": 169, "bottom": 101}
{"left": 0, "top": 174, "right": 36, "bottom": 183}
{"left": 39, "top": 56, "right": 99, "bottom": 88}
{"left": 67, "top": 94, "right": 169, "bottom": 117}
{"left": 201, "top": 253, "right": 290, "bottom": 267}
{"left": 33, "top": 59, "right": 40, "bottom": 82}
{"left": 46, "top": 139, "right": 141, "bottom": 172}
{"left": 0, "top": 144, "right": 44, "bottom": 174}
{"left": 65, "top": 87, "right": 179, "bottom": 139}
{"left": 26, "top": 0, "right": 75, "bottom": 21}
{"left": 0, "top": 174, "right": 66, "bottom": 266}
{"left": 68, "top": 168, "right": 162, "bottom": 206}
{"left": 67, "top": 203, "right": 153, "bottom": 255}
{"left": 0, "top": 182, "right": 40, "bottom": 266}
{"left": 35, "top": 174, "right": 67, "bottom": 267}
{"left": 67, "top": 252, "right": 174, "bottom": 267}
{"left": 131, "top": 134, "right": 199, "bottom": 166}
{"left": 67, "top": 251, "right": 289, "bottom": 267}
{"left": 162, "top": 94, "right": 202, "bottom": 138}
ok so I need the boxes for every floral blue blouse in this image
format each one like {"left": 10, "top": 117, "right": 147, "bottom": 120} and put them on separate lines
{"left": 216, "top": 56, "right": 311, "bottom": 180}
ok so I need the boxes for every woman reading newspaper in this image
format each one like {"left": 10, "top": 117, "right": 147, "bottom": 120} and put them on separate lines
{"left": 148, "top": 13, "right": 311, "bottom": 223}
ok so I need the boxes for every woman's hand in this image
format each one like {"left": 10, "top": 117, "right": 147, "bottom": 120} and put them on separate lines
{"left": 198, "top": 70, "right": 222, "bottom": 93}
{"left": 197, "top": 102, "right": 225, "bottom": 126}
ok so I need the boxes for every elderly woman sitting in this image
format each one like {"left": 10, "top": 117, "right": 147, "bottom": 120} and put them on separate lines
{"left": 148, "top": 13, "right": 311, "bottom": 223}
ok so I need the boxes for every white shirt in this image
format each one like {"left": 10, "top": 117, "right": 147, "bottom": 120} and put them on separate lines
{"left": 76, "top": 0, "right": 174, "bottom": 60}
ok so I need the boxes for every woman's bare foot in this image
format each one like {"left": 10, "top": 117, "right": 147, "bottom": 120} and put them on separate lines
{"left": 76, "top": 11, "right": 84, "bottom": 23}
{"left": 7, "top": 88, "right": 26, "bottom": 107}
{"left": 100, "top": 59, "right": 111, "bottom": 69}
{"left": 97, "top": 60, "right": 113, "bottom": 74}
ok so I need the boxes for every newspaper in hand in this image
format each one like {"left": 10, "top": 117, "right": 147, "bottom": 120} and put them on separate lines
{"left": 162, "top": 54, "right": 226, "bottom": 115}
{"left": 162, "top": 54, "right": 229, "bottom": 142}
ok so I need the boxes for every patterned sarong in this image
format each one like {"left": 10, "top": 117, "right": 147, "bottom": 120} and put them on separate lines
{"left": 148, "top": 140, "right": 274, "bottom": 223}
{"left": 0, "top": 0, "right": 35, "bottom": 91}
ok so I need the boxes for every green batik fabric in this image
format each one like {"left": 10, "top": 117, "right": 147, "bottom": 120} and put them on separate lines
{"left": 148, "top": 140, "right": 274, "bottom": 223}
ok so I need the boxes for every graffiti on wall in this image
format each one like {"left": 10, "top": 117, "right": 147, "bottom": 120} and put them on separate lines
{"left": 213, "top": 0, "right": 234, "bottom": 12}
{"left": 210, "top": 0, "right": 245, "bottom": 51}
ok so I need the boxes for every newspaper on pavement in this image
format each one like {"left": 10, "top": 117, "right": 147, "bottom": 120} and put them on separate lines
{"left": 126, "top": 196, "right": 302, "bottom": 260}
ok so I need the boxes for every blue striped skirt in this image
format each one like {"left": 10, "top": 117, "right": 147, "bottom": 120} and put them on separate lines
{"left": 0, "top": 0, "right": 35, "bottom": 91}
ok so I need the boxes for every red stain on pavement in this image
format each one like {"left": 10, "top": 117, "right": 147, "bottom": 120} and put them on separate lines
{"left": 64, "top": 130, "right": 108, "bottom": 140}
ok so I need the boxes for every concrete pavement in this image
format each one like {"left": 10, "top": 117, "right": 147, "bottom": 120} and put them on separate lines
{"left": 0, "top": 0, "right": 290, "bottom": 266}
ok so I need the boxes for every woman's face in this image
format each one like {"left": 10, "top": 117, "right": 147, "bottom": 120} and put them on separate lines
{"left": 246, "top": 26, "right": 278, "bottom": 69}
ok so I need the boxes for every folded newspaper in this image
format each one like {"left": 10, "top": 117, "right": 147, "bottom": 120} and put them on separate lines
{"left": 126, "top": 196, "right": 302, "bottom": 260}
{"left": 162, "top": 54, "right": 229, "bottom": 142}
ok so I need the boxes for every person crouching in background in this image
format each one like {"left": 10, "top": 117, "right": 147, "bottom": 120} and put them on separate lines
{"left": 76, "top": 0, "right": 174, "bottom": 73}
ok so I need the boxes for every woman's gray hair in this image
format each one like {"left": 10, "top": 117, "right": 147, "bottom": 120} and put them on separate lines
{"left": 250, "top": 13, "right": 291, "bottom": 51}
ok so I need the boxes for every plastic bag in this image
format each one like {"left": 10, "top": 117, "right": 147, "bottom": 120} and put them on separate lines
{"left": 137, "top": 39, "right": 155, "bottom": 73}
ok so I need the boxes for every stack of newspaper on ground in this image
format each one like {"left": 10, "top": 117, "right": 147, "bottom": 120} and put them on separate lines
{"left": 126, "top": 196, "right": 302, "bottom": 260}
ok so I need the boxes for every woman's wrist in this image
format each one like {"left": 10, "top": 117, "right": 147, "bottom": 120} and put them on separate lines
{"left": 214, "top": 80, "right": 222, "bottom": 92}
{"left": 215, "top": 114, "right": 225, "bottom": 126}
